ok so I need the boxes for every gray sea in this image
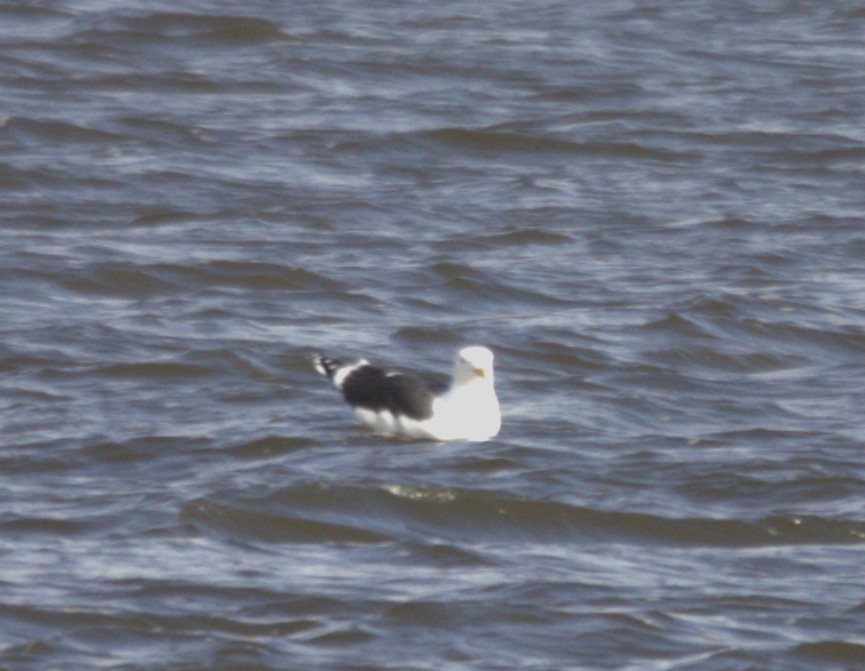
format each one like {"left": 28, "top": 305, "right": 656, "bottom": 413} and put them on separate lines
{"left": 2, "top": 1, "right": 865, "bottom": 669}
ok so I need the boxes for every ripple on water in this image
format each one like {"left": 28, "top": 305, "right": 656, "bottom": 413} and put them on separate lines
{"left": 175, "top": 481, "right": 865, "bottom": 550}
{"left": 61, "top": 261, "right": 344, "bottom": 298}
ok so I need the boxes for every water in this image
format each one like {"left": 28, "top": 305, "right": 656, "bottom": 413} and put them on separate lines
{"left": 2, "top": 1, "right": 865, "bottom": 669}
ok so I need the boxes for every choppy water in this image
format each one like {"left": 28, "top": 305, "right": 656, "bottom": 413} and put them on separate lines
{"left": 3, "top": 1, "right": 865, "bottom": 669}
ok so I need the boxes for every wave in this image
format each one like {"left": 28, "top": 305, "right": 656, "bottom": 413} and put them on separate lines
{"left": 420, "top": 127, "right": 693, "bottom": 161}
{"left": 62, "top": 261, "right": 344, "bottom": 298}
{"left": 181, "top": 482, "right": 865, "bottom": 548}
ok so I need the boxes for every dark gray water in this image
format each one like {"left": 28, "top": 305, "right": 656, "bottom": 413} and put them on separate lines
{"left": 3, "top": 1, "right": 865, "bottom": 669}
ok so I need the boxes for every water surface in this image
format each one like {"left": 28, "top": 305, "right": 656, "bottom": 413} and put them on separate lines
{"left": 2, "top": 1, "right": 865, "bottom": 669}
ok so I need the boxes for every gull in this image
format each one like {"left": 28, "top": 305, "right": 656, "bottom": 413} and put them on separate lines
{"left": 314, "top": 346, "right": 500, "bottom": 441}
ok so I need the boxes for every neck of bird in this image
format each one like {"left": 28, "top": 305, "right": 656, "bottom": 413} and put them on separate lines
{"left": 453, "top": 373, "right": 493, "bottom": 391}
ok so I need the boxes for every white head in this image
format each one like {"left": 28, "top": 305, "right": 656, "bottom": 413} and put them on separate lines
{"left": 453, "top": 345, "right": 495, "bottom": 385}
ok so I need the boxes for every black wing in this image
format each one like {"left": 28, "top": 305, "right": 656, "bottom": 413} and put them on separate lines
{"left": 340, "top": 365, "right": 436, "bottom": 421}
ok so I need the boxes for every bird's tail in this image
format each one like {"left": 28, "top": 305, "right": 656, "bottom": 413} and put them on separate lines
{"left": 313, "top": 354, "right": 342, "bottom": 380}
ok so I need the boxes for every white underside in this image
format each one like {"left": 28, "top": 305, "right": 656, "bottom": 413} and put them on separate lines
{"left": 353, "top": 381, "right": 500, "bottom": 442}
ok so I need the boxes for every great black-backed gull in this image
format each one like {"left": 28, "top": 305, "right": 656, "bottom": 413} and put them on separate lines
{"left": 314, "top": 346, "right": 501, "bottom": 441}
